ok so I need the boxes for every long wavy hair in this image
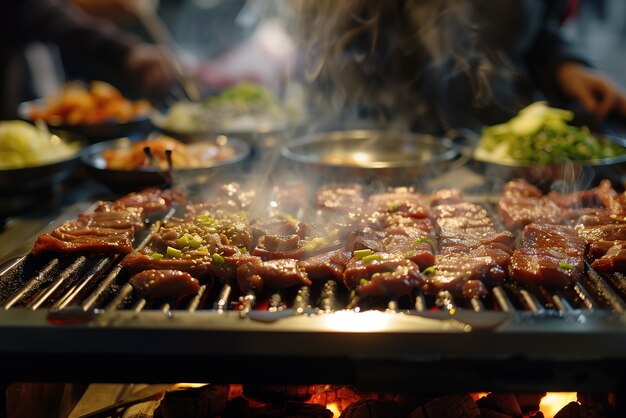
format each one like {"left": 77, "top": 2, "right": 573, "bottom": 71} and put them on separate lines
{"left": 288, "top": 0, "right": 519, "bottom": 125}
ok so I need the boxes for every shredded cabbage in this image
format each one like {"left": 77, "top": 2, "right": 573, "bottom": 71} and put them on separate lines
{"left": 0, "top": 121, "right": 79, "bottom": 169}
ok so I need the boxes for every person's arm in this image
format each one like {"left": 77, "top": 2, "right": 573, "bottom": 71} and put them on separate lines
{"left": 526, "top": 1, "right": 626, "bottom": 120}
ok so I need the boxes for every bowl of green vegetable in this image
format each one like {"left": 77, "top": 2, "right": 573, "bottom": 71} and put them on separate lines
{"left": 472, "top": 102, "right": 626, "bottom": 188}
{"left": 0, "top": 120, "right": 84, "bottom": 191}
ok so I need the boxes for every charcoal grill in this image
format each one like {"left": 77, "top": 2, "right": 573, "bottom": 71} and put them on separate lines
{"left": 1, "top": 196, "right": 626, "bottom": 416}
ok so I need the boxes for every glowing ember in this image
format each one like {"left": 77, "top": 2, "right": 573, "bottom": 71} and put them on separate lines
{"left": 540, "top": 392, "right": 578, "bottom": 418}
{"left": 326, "top": 402, "right": 341, "bottom": 417}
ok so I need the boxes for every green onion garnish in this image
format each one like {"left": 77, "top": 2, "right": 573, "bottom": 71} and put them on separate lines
{"left": 166, "top": 246, "right": 182, "bottom": 258}
{"left": 304, "top": 237, "right": 326, "bottom": 252}
{"left": 354, "top": 249, "right": 372, "bottom": 259}
{"left": 197, "top": 246, "right": 208, "bottom": 254}
{"left": 411, "top": 237, "right": 432, "bottom": 246}
{"left": 387, "top": 202, "right": 400, "bottom": 212}
{"left": 151, "top": 253, "right": 164, "bottom": 260}
{"left": 190, "top": 235, "right": 203, "bottom": 248}
{"left": 359, "top": 278, "right": 369, "bottom": 287}
{"left": 559, "top": 262, "right": 574, "bottom": 270}
{"left": 212, "top": 253, "right": 225, "bottom": 265}
{"left": 195, "top": 215, "right": 211, "bottom": 223}
{"left": 362, "top": 254, "right": 382, "bottom": 264}
{"left": 422, "top": 266, "right": 436, "bottom": 276}
{"left": 239, "top": 246, "right": 248, "bottom": 254}
{"left": 177, "top": 235, "right": 190, "bottom": 247}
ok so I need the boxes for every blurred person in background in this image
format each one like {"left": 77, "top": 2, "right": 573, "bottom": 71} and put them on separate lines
{"left": 289, "top": 0, "right": 626, "bottom": 132}
{"left": 0, "top": 0, "right": 172, "bottom": 119}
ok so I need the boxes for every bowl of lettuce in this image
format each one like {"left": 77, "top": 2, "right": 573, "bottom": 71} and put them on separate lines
{"left": 473, "top": 102, "right": 626, "bottom": 187}
{"left": 0, "top": 120, "right": 83, "bottom": 190}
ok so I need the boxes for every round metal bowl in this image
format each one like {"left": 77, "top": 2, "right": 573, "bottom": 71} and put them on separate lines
{"left": 19, "top": 100, "right": 153, "bottom": 142}
{"left": 0, "top": 130, "right": 84, "bottom": 192}
{"left": 280, "top": 130, "right": 459, "bottom": 184}
{"left": 81, "top": 135, "right": 251, "bottom": 191}
{"left": 471, "top": 133, "right": 626, "bottom": 189}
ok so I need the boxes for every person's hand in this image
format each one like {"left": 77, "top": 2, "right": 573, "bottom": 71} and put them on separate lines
{"left": 555, "top": 61, "right": 626, "bottom": 120}
{"left": 124, "top": 44, "right": 173, "bottom": 96}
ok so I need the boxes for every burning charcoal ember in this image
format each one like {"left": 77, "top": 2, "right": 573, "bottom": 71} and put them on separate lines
{"left": 339, "top": 399, "right": 403, "bottom": 418}
{"left": 343, "top": 252, "right": 424, "bottom": 293}
{"left": 158, "top": 384, "right": 229, "bottom": 418}
{"left": 316, "top": 184, "right": 364, "bottom": 212}
{"left": 477, "top": 409, "right": 513, "bottom": 417}
{"left": 530, "top": 413, "right": 544, "bottom": 418}
{"left": 577, "top": 392, "right": 614, "bottom": 418}
{"left": 129, "top": 269, "right": 200, "bottom": 301}
{"left": 509, "top": 224, "right": 586, "bottom": 288}
{"left": 237, "top": 258, "right": 311, "bottom": 292}
{"left": 513, "top": 393, "right": 544, "bottom": 415}
{"left": 243, "top": 385, "right": 317, "bottom": 403}
{"left": 114, "top": 187, "right": 187, "bottom": 214}
{"left": 409, "top": 394, "right": 480, "bottom": 418}
{"left": 367, "top": 191, "right": 430, "bottom": 218}
{"left": 553, "top": 402, "right": 581, "bottom": 418}
{"left": 253, "top": 234, "right": 306, "bottom": 260}
{"left": 299, "top": 250, "right": 352, "bottom": 281}
{"left": 32, "top": 203, "right": 146, "bottom": 255}
{"left": 377, "top": 393, "right": 434, "bottom": 414}
{"left": 223, "top": 396, "right": 252, "bottom": 418}
{"left": 476, "top": 393, "right": 523, "bottom": 417}
{"left": 430, "top": 188, "right": 464, "bottom": 206}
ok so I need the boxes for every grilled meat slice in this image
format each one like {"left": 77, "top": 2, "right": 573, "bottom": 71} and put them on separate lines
{"left": 357, "top": 261, "right": 425, "bottom": 297}
{"left": 503, "top": 178, "right": 543, "bottom": 198}
{"left": 316, "top": 184, "right": 364, "bottom": 212}
{"left": 591, "top": 241, "right": 626, "bottom": 274}
{"left": 32, "top": 203, "right": 145, "bottom": 255}
{"left": 343, "top": 252, "right": 423, "bottom": 290}
{"left": 345, "top": 228, "right": 386, "bottom": 253}
{"left": 367, "top": 191, "right": 429, "bottom": 218}
{"left": 509, "top": 224, "right": 586, "bottom": 288}
{"left": 253, "top": 234, "right": 305, "bottom": 260}
{"left": 114, "top": 187, "right": 187, "bottom": 214}
{"left": 129, "top": 269, "right": 200, "bottom": 300}
{"left": 497, "top": 194, "right": 561, "bottom": 230}
{"left": 576, "top": 223, "right": 626, "bottom": 243}
{"left": 299, "top": 250, "right": 351, "bottom": 281}
{"left": 382, "top": 233, "right": 435, "bottom": 270}
{"left": 430, "top": 188, "right": 464, "bottom": 206}
{"left": 237, "top": 258, "right": 311, "bottom": 292}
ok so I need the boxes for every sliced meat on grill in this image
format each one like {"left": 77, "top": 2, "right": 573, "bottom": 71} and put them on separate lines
{"left": 502, "top": 178, "right": 543, "bottom": 198}
{"left": 462, "top": 280, "right": 488, "bottom": 299}
{"left": 114, "top": 187, "right": 187, "bottom": 214}
{"left": 343, "top": 253, "right": 423, "bottom": 291}
{"left": 382, "top": 234, "right": 435, "bottom": 270}
{"left": 424, "top": 246, "right": 511, "bottom": 296}
{"left": 299, "top": 250, "right": 351, "bottom": 281}
{"left": 316, "top": 184, "right": 364, "bottom": 212}
{"left": 509, "top": 224, "right": 586, "bottom": 288}
{"left": 430, "top": 188, "right": 464, "bottom": 206}
{"left": 129, "top": 269, "right": 200, "bottom": 300}
{"left": 188, "top": 183, "right": 255, "bottom": 215}
{"left": 237, "top": 258, "right": 311, "bottom": 292}
{"left": 591, "top": 241, "right": 626, "bottom": 274}
{"left": 253, "top": 234, "right": 306, "bottom": 260}
{"left": 497, "top": 193, "right": 561, "bottom": 230}
{"left": 32, "top": 204, "right": 145, "bottom": 255}
{"left": 249, "top": 218, "right": 311, "bottom": 243}
{"left": 438, "top": 231, "right": 515, "bottom": 255}
{"left": 576, "top": 223, "right": 626, "bottom": 243}
{"left": 546, "top": 189, "right": 600, "bottom": 209}
{"left": 357, "top": 261, "right": 425, "bottom": 298}
{"left": 367, "top": 191, "right": 429, "bottom": 218}
{"left": 345, "top": 228, "right": 386, "bottom": 253}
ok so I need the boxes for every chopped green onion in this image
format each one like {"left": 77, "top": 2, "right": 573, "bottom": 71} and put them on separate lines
{"left": 359, "top": 278, "right": 369, "bottom": 287}
{"left": 411, "top": 237, "right": 432, "bottom": 246}
{"left": 362, "top": 254, "right": 382, "bottom": 264}
{"left": 422, "top": 266, "right": 436, "bottom": 276}
{"left": 197, "top": 246, "right": 208, "bottom": 254}
{"left": 354, "top": 249, "right": 372, "bottom": 259}
{"left": 190, "top": 234, "right": 203, "bottom": 248}
{"left": 212, "top": 253, "right": 225, "bottom": 265}
{"left": 195, "top": 215, "right": 211, "bottom": 223}
{"left": 151, "top": 252, "right": 164, "bottom": 260}
{"left": 559, "top": 262, "right": 574, "bottom": 270}
{"left": 239, "top": 246, "right": 248, "bottom": 254}
{"left": 177, "top": 235, "right": 190, "bottom": 247}
{"left": 166, "top": 246, "right": 182, "bottom": 258}
{"left": 387, "top": 202, "right": 400, "bottom": 212}
{"left": 304, "top": 237, "right": 326, "bottom": 252}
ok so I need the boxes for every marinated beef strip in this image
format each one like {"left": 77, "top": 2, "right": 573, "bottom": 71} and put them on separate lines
{"left": 509, "top": 223, "right": 586, "bottom": 288}
{"left": 497, "top": 180, "right": 562, "bottom": 230}
{"left": 428, "top": 192, "right": 513, "bottom": 297}
{"left": 343, "top": 253, "right": 425, "bottom": 297}
{"left": 591, "top": 241, "right": 626, "bottom": 274}
{"left": 121, "top": 214, "right": 255, "bottom": 281}
{"left": 237, "top": 258, "right": 311, "bottom": 292}
{"left": 32, "top": 202, "right": 146, "bottom": 255}
{"left": 129, "top": 269, "right": 201, "bottom": 300}
{"left": 114, "top": 187, "right": 187, "bottom": 215}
